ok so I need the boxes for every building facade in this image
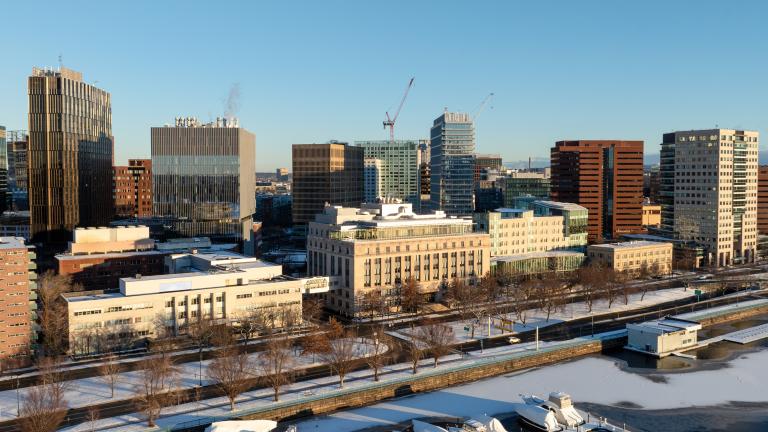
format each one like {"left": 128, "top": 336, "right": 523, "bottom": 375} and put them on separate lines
{"left": 291, "top": 142, "right": 364, "bottom": 225}
{"left": 307, "top": 202, "right": 490, "bottom": 316}
{"left": 501, "top": 173, "right": 551, "bottom": 207}
{"left": 28, "top": 67, "right": 114, "bottom": 243}
{"left": 551, "top": 140, "right": 644, "bottom": 243}
{"left": 587, "top": 241, "right": 673, "bottom": 275}
{"left": 64, "top": 252, "right": 314, "bottom": 355}
{"left": 491, "top": 251, "right": 585, "bottom": 277}
{"left": 758, "top": 166, "right": 768, "bottom": 236}
{"left": 430, "top": 112, "right": 475, "bottom": 216}
{"left": 0, "top": 127, "right": 7, "bottom": 215}
{"left": 355, "top": 140, "right": 420, "bottom": 205}
{"left": 113, "top": 159, "right": 152, "bottom": 219}
{"left": 152, "top": 117, "right": 256, "bottom": 252}
{"left": 363, "top": 158, "right": 382, "bottom": 203}
{"left": 0, "top": 237, "right": 36, "bottom": 366}
{"left": 642, "top": 204, "right": 661, "bottom": 228}
{"left": 6, "top": 131, "right": 28, "bottom": 211}
{"left": 474, "top": 154, "right": 503, "bottom": 182}
{"left": 660, "top": 129, "right": 759, "bottom": 266}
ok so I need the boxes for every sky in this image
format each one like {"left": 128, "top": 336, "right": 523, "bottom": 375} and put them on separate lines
{"left": 1, "top": 0, "right": 767, "bottom": 171}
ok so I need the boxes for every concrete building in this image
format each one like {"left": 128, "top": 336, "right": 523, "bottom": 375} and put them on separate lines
{"left": 275, "top": 168, "right": 289, "bottom": 181}
{"left": 355, "top": 140, "right": 420, "bottom": 205}
{"left": 363, "top": 158, "right": 382, "bottom": 203}
{"left": 0, "top": 237, "right": 36, "bottom": 366}
{"left": 430, "top": 112, "right": 475, "bottom": 216}
{"left": 0, "top": 127, "right": 7, "bottom": 215}
{"left": 501, "top": 173, "right": 551, "bottom": 207}
{"left": 113, "top": 159, "right": 152, "bottom": 219}
{"left": 551, "top": 140, "right": 644, "bottom": 243}
{"left": 473, "top": 202, "right": 588, "bottom": 257}
{"left": 0, "top": 211, "right": 30, "bottom": 240}
{"left": 307, "top": 202, "right": 490, "bottom": 316}
{"left": 28, "top": 67, "right": 114, "bottom": 243}
{"left": 292, "top": 142, "right": 364, "bottom": 225}
{"left": 63, "top": 252, "right": 319, "bottom": 355}
{"left": 6, "top": 131, "right": 28, "bottom": 211}
{"left": 152, "top": 117, "right": 256, "bottom": 253}
{"left": 660, "top": 129, "right": 759, "bottom": 266}
{"left": 642, "top": 204, "right": 661, "bottom": 228}
{"left": 626, "top": 317, "right": 701, "bottom": 357}
{"left": 759, "top": 166, "right": 768, "bottom": 235}
{"left": 474, "top": 154, "right": 503, "bottom": 182}
{"left": 587, "top": 241, "right": 673, "bottom": 275}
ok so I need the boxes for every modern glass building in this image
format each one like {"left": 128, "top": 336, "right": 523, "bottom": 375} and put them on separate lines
{"left": 354, "top": 140, "right": 420, "bottom": 205}
{"left": 6, "top": 130, "right": 28, "bottom": 211}
{"left": 0, "top": 127, "right": 7, "bottom": 214}
{"left": 28, "top": 67, "right": 114, "bottom": 243}
{"left": 429, "top": 112, "right": 475, "bottom": 216}
{"left": 152, "top": 117, "right": 255, "bottom": 252}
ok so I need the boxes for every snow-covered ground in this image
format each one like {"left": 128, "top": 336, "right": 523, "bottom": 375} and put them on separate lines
{"left": 294, "top": 348, "right": 768, "bottom": 432}
{"left": 0, "top": 337, "right": 384, "bottom": 422}
{"left": 400, "top": 286, "right": 694, "bottom": 343}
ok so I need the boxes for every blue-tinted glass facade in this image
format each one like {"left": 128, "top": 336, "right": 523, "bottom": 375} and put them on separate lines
{"left": 429, "top": 113, "right": 475, "bottom": 216}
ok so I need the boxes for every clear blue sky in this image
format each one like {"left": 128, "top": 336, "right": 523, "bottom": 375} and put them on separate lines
{"left": 2, "top": 0, "right": 766, "bottom": 170}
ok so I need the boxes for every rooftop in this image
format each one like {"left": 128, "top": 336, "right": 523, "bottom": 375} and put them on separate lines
{"left": 629, "top": 317, "right": 702, "bottom": 335}
{"left": 492, "top": 250, "right": 585, "bottom": 263}
{"left": 590, "top": 240, "right": 672, "bottom": 250}
{"left": 533, "top": 200, "right": 588, "bottom": 211}
{"left": 0, "top": 237, "right": 27, "bottom": 250}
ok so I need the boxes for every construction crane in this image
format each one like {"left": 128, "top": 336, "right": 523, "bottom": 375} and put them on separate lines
{"left": 473, "top": 92, "right": 494, "bottom": 120}
{"left": 383, "top": 77, "right": 415, "bottom": 142}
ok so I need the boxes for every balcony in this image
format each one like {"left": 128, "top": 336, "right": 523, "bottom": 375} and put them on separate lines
{"left": 27, "top": 251, "right": 36, "bottom": 260}
{"left": 29, "top": 291, "right": 37, "bottom": 301}
{"left": 28, "top": 272, "right": 37, "bottom": 280}
{"left": 28, "top": 262, "right": 37, "bottom": 271}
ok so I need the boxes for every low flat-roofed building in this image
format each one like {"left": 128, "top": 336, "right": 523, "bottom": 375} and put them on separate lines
{"left": 64, "top": 251, "right": 320, "bottom": 355}
{"left": 626, "top": 317, "right": 701, "bottom": 357}
{"left": 308, "top": 201, "right": 490, "bottom": 316}
{"left": 587, "top": 240, "right": 673, "bottom": 275}
{"left": 491, "top": 251, "right": 585, "bottom": 277}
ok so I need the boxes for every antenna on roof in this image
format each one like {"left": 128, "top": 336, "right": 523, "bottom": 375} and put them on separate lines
{"left": 58, "top": 54, "right": 63, "bottom": 70}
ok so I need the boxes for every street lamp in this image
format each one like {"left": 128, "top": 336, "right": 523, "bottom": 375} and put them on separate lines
{"left": 15, "top": 375, "right": 20, "bottom": 417}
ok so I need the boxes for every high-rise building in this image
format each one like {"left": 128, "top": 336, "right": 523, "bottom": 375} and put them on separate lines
{"left": 275, "top": 167, "right": 289, "bottom": 182}
{"left": 6, "top": 131, "right": 29, "bottom": 211}
{"left": 152, "top": 117, "right": 256, "bottom": 252}
{"left": 551, "top": 140, "right": 644, "bottom": 243}
{"left": 473, "top": 154, "right": 502, "bottom": 182}
{"left": 660, "top": 129, "right": 759, "bottom": 266}
{"left": 430, "top": 112, "right": 475, "bottom": 216}
{"left": 500, "top": 172, "right": 551, "bottom": 207}
{"left": 355, "top": 140, "right": 420, "bottom": 204}
{"left": 759, "top": 166, "right": 768, "bottom": 236}
{"left": 113, "top": 159, "right": 152, "bottom": 219}
{"left": 28, "top": 67, "right": 114, "bottom": 243}
{"left": 291, "top": 142, "right": 364, "bottom": 225}
{"left": 0, "top": 237, "right": 36, "bottom": 366}
{"left": 363, "top": 158, "right": 382, "bottom": 203}
{"left": 0, "top": 127, "right": 7, "bottom": 215}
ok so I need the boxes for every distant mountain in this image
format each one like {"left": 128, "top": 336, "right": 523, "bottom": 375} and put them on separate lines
{"left": 503, "top": 157, "right": 550, "bottom": 169}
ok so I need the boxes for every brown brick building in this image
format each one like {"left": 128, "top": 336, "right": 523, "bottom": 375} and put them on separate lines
{"left": 551, "top": 140, "right": 644, "bottom": 243}
{"left": 113, "top": 159, "right": 152, "bottom": 219}
{"left": 0, "top": 237, "right": 36, "bottom": 366}
{"left": 759, "top": 166, "right": 768, "bottom": 235}
{"left": 292, "top": 142, "right": 363, "bottom": 225}
{"left": 473, "top": 154, "right": 503, "bottom": 182}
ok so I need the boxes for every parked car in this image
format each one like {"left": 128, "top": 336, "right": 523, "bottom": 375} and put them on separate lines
{"left": 508, "top": 336, "right": 521, "bottom": 344}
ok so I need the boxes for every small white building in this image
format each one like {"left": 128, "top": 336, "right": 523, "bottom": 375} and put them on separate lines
{"left": 625, "top": 317, "right": 702, "bottom": 357}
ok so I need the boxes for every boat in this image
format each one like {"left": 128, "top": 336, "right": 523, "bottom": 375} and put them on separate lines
{"left": 515, "top": 392, "right": 629, "bottom": 432}
{"left": 412, "top": 419, "right": 450, "bottom": 432}
{"left": 446, "top": 415, "right": 508, "bottom": 432}
{"left": 204, "top": 420, "right": 278, "bottom": 432}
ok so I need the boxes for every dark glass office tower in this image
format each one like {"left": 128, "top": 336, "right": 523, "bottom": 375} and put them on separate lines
{"left": 429, "top": 112, "right": 475, "bottom": 216}
{"left": 28, "top": 67, "right": 114, "bottom": 243}
{"left": 0, "top": 127, "right": 7, "bottom": 214}
{"left": 152, "top": 117, "right": 256, "bottom": 252}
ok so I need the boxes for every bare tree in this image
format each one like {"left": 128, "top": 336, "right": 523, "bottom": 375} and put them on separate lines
{"left": 321, "top": 329, "right": 357, "bottom": 389}
{"left": 302, "top": 296, "right": 324, "bottom": 323}
{"left": 637, "top": 262, "right": 651, "bottom": 280}
{"left": 601, "top": 268, "right": 620, "bottom": 309}
{"left": 37, "top": 357, "right": 70, "bottom": 405}
{"left": 207, "top": 344, "right": 253, "bottom": 411}
{"left": 18, "top": 385, "right": 67, "bottom": 432}
{"left": 187, "top": 317, "right": 214, "bottom": 386}
{"left": 360, "top": 289, "right": 385, "bottom": 319}
{"left": 404, "top": 336, "right": 423, "bottom": 374}
{"left": 536, "top": 273, "right": 566, "bottom": 322}
{"left": 300, "top": 331, "right": 330, "bottom": 363}
{"left": 415, "top": 321, "right": 454, "bottom": 368}
{"left": 400, "top": 277, "right": 423, "bottom": 314}
{"left": 38, "top": 272, "right": 75, "bottom": 357}
{"left": 86, "top": 406, "right": 100, "bottom": 432}
{"left": 98, "top": 354, "right": 120, "bottom": 398}
{"left": 134, "top": 355, "right": 178, "bottom": 426}
{"left": 258, "top": 337, "right": 295, "bottom": 401}
{"left": 364, "top": 326, "right": 389, "bottom": 381}
{"left": 512, "top": 279, "right": 535, "bottom": 325}
{"left": 578, "top": 264, "right": 606, "bottom": 312}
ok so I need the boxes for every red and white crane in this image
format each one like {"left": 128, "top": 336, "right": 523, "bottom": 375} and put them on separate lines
{"left": 383, "top": 77, "right": 414, "bottom": 142}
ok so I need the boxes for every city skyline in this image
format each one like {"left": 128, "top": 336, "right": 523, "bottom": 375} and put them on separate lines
{"left": 2, "top": 1, "right": 768, "bottom": 170}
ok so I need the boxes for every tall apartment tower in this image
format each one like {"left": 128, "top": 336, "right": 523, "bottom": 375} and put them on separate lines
{"left": 113, "top": 159, "right": 153, "bottom": 218}
{"left": 660, "top": 129, "right": 759, "bottom": 266}
{"left": 7, "top": 131, "right": 29, "bottom": 211}
{"left": 0, "top": 127, "right": 8, "bottom": 214}
{"left": 759, "top": 166, "right": 768, "bottom": 236}
{"left": 354, "top": 140, "right": 420, "bottom": 205}
{"left": 28, "top": 67, "right": 114, "bottom": 243}
{"left": 0, "top": 237, "right": 36, "bottom": 366}
{"left": 551, "top": 140, "right": 644, "bottom": 243}
{"left": 430, "top": 112, "right": 475, "bottom": 216}
{"left": 152, "top": 117, "right": 255, "bottom": 252}
{"left": 291, "top": 142, "right": 364, "bottom": 225}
